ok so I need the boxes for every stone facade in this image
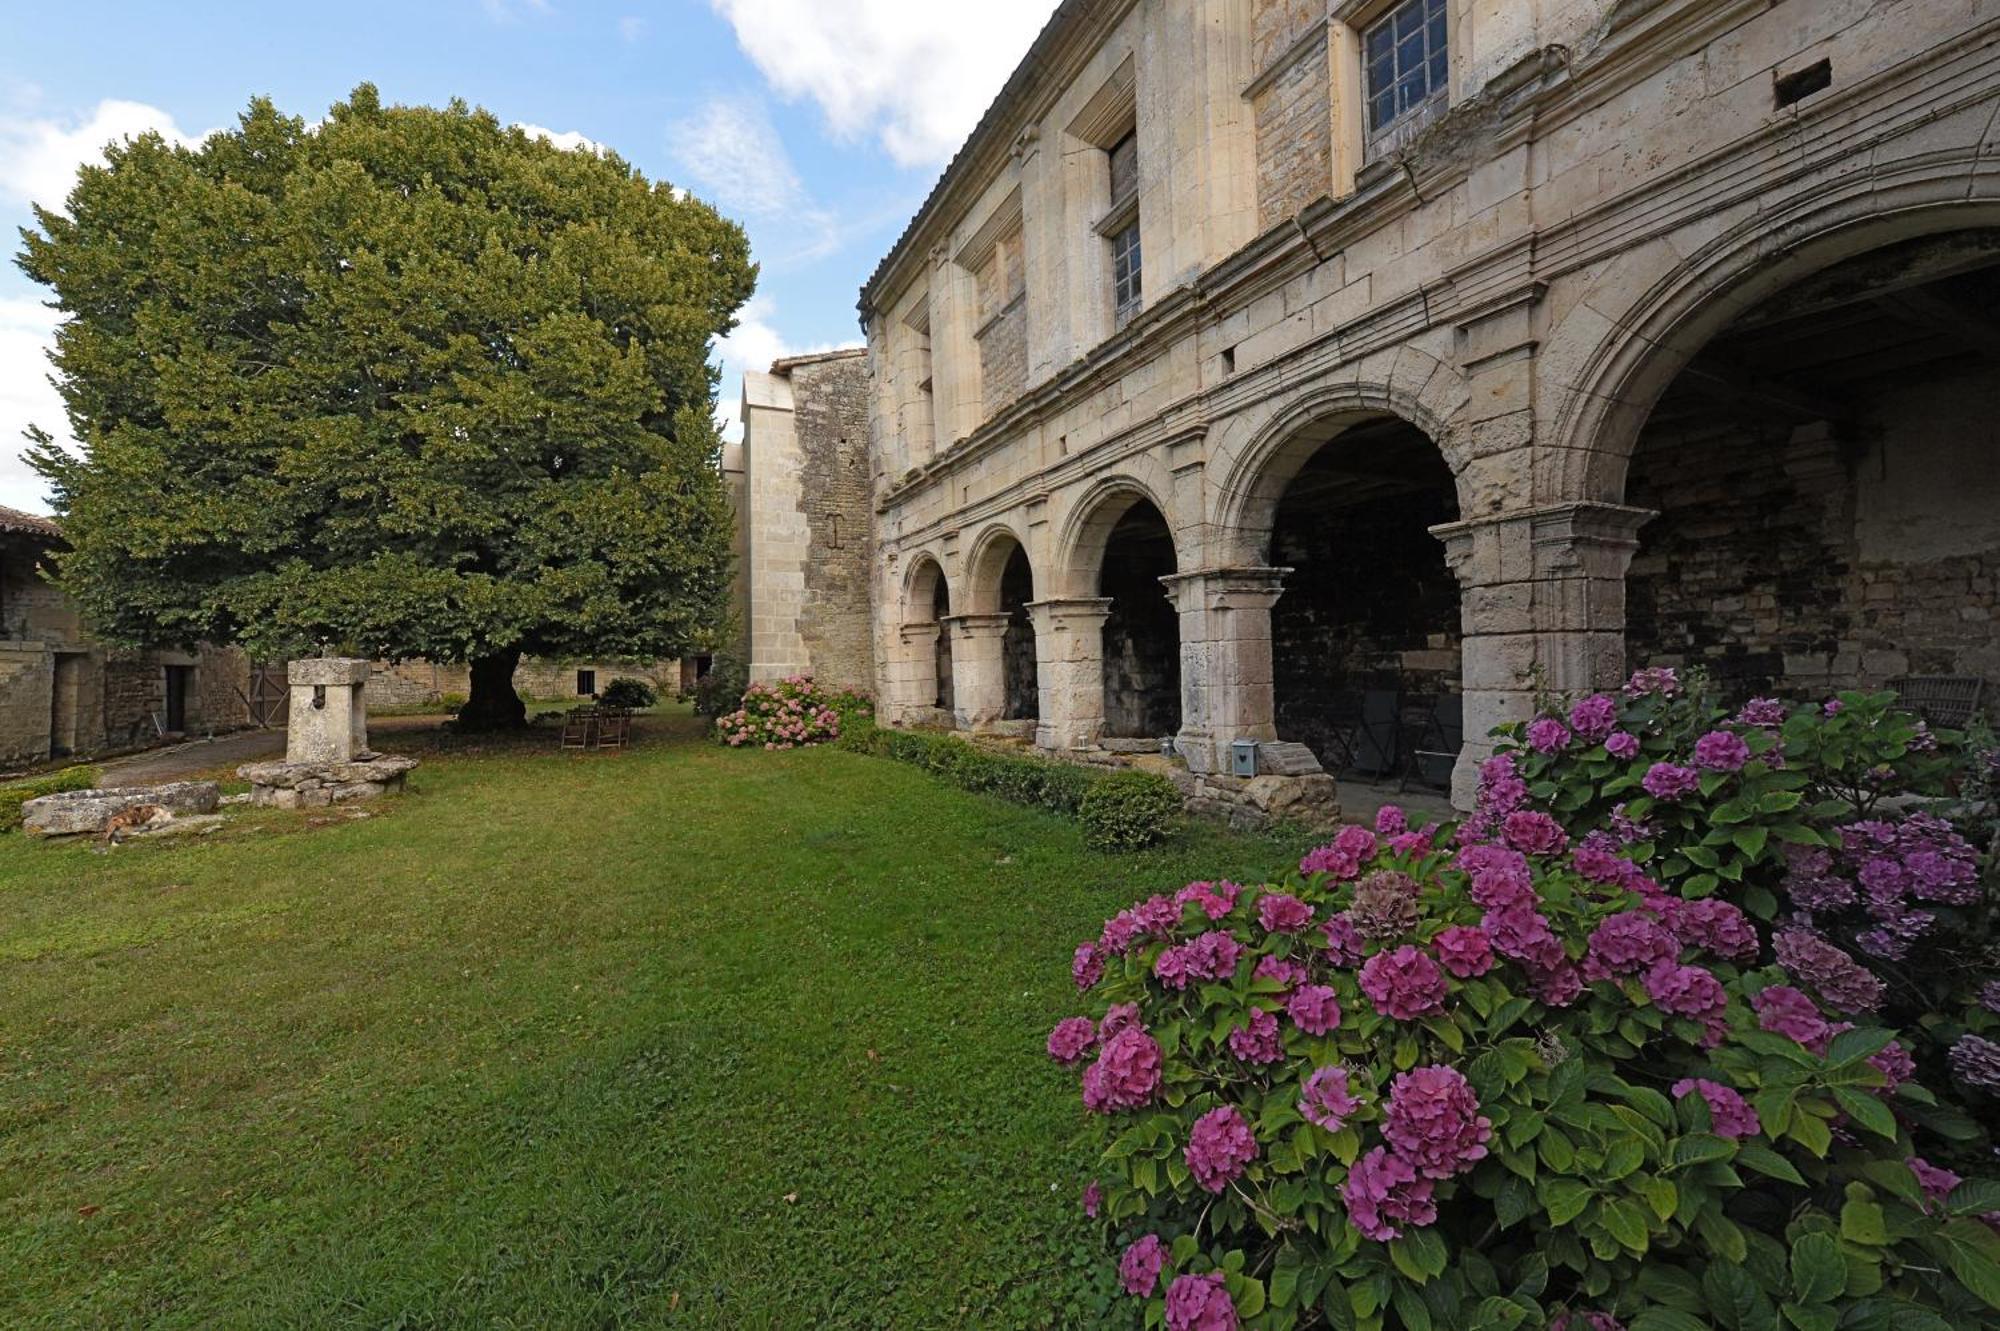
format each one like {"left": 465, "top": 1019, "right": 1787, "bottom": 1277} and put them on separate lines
{"left": 0, "top": 508, "right": 250, "bottom": 770}
{"left": 730, "top": 349, "right": 875, "bottom": 691}
{"left": 842, "top": 0, "right": 2000, "bottom": 811}
{"left": 367, "top": 656, "right": 679, "bottom": 708}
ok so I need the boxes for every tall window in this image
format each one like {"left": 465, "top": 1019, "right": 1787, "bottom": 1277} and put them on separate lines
{"left": 1364, "top": 0, "right": 1448, "bottom": 136}
{"left": 1107, "top": 130, "right": 1142, "bottom": 327}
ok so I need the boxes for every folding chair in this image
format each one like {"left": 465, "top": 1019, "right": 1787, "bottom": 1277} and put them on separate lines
{"left": 560, "top": 707, "right": 599, "bottom": 751}
{"left": 1887, "top": 676, "right": 1985, "bottom": 731}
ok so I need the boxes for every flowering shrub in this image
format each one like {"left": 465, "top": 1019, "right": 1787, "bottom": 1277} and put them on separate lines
{"left": 713, "top": 675, "right": 864, "bottom": 750}
{"left": 1053, "top": 805, "right": 2000, "bottom": 1329}
{"left": 1487, "top": 672, "right": 1997, "bottom": 1157}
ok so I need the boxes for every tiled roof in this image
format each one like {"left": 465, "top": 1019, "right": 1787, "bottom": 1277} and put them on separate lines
{"left": 0, "top": 504, "right": 60, "bottom": 540}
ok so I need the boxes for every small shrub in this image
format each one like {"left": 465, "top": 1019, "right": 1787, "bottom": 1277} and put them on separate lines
{"left": 1079, "top": 771, "right": 1182, "bottom": 853}
{"left": 0, "top": 766, "right": 101, "bottom": 832}
{"left": 868, "top": 729, "right": 1097, "bottom": 813}
{"left": 692, "top": 655, "right": 749, "bottom": 720}
{"left": 1055, "top": 805, "right": 2000, "bottom": 1330}
{"left": 597, "top": 677, "right": 658, "bottom": 710}
{"left": 715, "top": 675, "right": 849, "bottom": 749}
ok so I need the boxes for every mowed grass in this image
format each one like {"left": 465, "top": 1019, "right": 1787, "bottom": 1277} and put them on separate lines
{"left": 0, "top": 710, "right": 1304, "bottom": 1329}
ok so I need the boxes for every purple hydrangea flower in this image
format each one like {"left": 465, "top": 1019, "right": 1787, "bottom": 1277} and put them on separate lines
{"left": 1375, "top": 804, "right": 1409, "bottom": 837}
{"left": 1584, "top": 911, "right": 1680, "bottom": 979}
{"left": 1646, "top": 962, "right": 1728, "bottom": 1043}
{"left": 1185, "top": 1105, "right": 1258, "bottom": 1193}
{"left": 1950, "top": 1034, "right": 2000, "bottom": 1092}
{"left": 1082, "top": 1026, "right": 1163, "bottom": 1114}
{"left": 1299, "top": 1065, "right": 1363, "bottom": 1131}
{"left": 1503, "top": 810, "right": 1569, "bottom": 857}
{"left": 1073, "top": 942, "right": 1104, "bottom": 991}
{"left": 1737, "top": 697, "right": 1787, "bottom": 728}
{"left": 1642, "top": 762, "right": 1700, "bottom": 801}
{"left": 1359, "top": 945, "right": 1449, "bottom": 1020}
{"left": 1909, "top": 1157, "right": 1964, "bottom": 1213}
{"left": 1667, "top": 898, "right": 1760, "bottom": 962}
{"left": 1227, "top": 1008, "right": 1284, "bottom": 1064}
{"left": 1382, "top": 1065, "right": 1492, "bottom": 1179}
{"left": 1624, "top": 667, "right": 1680, "bottom": 698}
{"left": 1098, "top": 1003, "right": 1141, "bottom": 1040}
{"left": 1047, "top": 1016, "right": 1098, "bottom": 1065}
{"left": 1082, "top": 1180, "right": 1101, "bottom": 1217}
{"left": 1119, "top": 1234, "right": 1167, "bottom": 1297}
{"left": 1258, "top": 891, "right": 1314, "bottom": 934}
{"left": 1671, "top": 1078, "right": 1761, "bottom": 1139}
{"left": 1253, "top": 955, "right": 1309, "bottom": 991}
{"left": 1483, "top": 904, "right": 1565, "bottom": 971}
{"left": 1774, "top": 929, "right": 1885, "bottom": 1014}
{"left": 1300, "top": 826, "right": 1378, "bottom": 881}
{"left": 1433, "top": 925, "right": 1494, "bottom": 979}
{"left": 1693, "top": 730, "right": 1752, "bottom": 772}
{"left": 1527, "top": 717, "right": 1573, "bottom": 754}
{"left": 1754, "top": 985, "right": 1831, "bottom": 1053}
{"left": 1320, "top": 913, "right": 1366, "bottom": 966}
{"left": 1286, "top": 984, "right": 1343, "bottom": 1036}
{"left": 1341, "top": 1146, "right": 1437, "bottom": 1242}
{"left": 1163, "top": 1272, "right": 1238, "bottom": 1331}
{"left": 1569, "top": 694, "right": 1619, "bottom": 741}
{"left": 1605, "top": 731, "right": 1641, "bottom": 760}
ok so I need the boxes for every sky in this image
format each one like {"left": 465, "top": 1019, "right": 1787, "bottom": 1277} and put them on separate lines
{"left": 0, "top": 0, "right": 1062, "bottom": 513}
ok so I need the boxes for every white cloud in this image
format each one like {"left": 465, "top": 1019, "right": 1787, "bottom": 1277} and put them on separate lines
{"left": 711, "top": 295, "right": 857, "bottom": 442}
{"left": 514, "top": 122, "right": 607, "bottom": 154}
{"left": 0, "top": 298, "right": 67, "bottom": 514}
{"left": 482, "top": 0, "right": 553, "bottom": 22}
{"left": 0, "top": 99, "right": 211, "bottom": 215}
{"left": 668, "top": 96, "right": 809, "bottom": 219}
{"left": 708, "top": 0, "right": 1058, "bottom": 167}
{"left": 617, "top": 15, "right": 647, "bottom": 43}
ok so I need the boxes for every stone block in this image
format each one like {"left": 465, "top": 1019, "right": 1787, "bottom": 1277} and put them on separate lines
{"left": 23, "top": 782, "right": 222, "bottom": 837}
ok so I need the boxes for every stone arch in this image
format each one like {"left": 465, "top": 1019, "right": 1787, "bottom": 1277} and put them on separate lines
{"left": 901, "top": 552, "right": 952, "bottom": 623}
{"left": 962, "top": 522, "right": 1036, "bottom": 614}
{"left": 1549, "top": 152, "right": 2000, "bottom": 504}
{"left": 1210, "top": 380, "right": 1460, "bottom": 565}
{"left": 1051, "top": 465, "right": 1184, "bottom": 599}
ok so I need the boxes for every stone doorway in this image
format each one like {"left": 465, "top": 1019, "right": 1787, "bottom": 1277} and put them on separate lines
{"left": 1100, "top": 500, "right": 1181, "bottom": 741}
{"left": 50, "top": 653, "right": 86, "bottom": 757}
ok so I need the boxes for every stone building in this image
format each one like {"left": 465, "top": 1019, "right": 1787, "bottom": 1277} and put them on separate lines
{"left": 367, "top": 656, "right": 682, "bottom": 708}
{"left": 0, "top": 506, "right": 250, "bottom": 769}
{"left": 728, "top": 349, "right": 876, "bottom": 691}
{"left": 845, "top": 0, "right": 2000, "bottom": 809}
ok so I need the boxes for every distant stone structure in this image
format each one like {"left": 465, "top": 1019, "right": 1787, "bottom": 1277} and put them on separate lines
{"left": 731, "top": 0, "right": 2000, "bottom": 822}
{"left": 23, "top": 781, "right": 221, "bottom": 838}
{"left": 0, "top": 506, "right": 251, "bottom": 770}
{"left": 239, "top": 659, "right": 417, "bottom": 808}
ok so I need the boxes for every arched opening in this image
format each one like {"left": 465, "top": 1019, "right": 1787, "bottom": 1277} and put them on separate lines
{"left": 1263, "top": 415, "right": 1462, "bottom": 785}
{"left": 932, "top": 575, "right": 955, "bottom": 714}
{"left": 999, "top": 546, "right": 1039, "bottom": 721}
{"left": 1098, "top": 499, "right": 1182, "bottom": 739}
{"left": 1623, "top": 228, "right": 2000, "bottom": 702}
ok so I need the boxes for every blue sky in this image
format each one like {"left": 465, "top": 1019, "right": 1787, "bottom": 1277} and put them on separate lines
{"left": 0, "top": 0, "right": 1060, "bottom": 512}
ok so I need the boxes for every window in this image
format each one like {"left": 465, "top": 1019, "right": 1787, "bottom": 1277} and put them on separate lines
{"left": 1364, "top": 0, "right": 1448, "bottom": 135}
{"left": 577, "top": 669, "right": 597, "bottom": 697}
{"left": 1107, "top": 130, "right": 1142, "bottom": 327}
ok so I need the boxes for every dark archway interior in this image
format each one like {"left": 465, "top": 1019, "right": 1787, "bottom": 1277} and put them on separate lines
{"left": 1000, "top": 546, "right": 1039, "bottom": 720}
{"left": 1270, "top": 417, "right": 1461, "bottom": 777}
{"left": 1626, "top": 229, "right": 2000, "bottom": 701}
{"left": 1100, "top": 501, "right": 1182, "bottom": 738}
{"left": 931, "top": 575, "right": 954, "bottom": 712}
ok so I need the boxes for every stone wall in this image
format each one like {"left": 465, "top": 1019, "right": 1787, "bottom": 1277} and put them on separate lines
{"left": 979, "top": 298, "right": 1030, "bottom": 417}
{"left": 369, "top": 657, "right": 679, "bottom": 706}
{"left": 1251, "top": 4, "right": 1333, "bottom": 230}
{"left": 1627, "top": 364, "right": 2000, "bottom": 698}
{"left": 788, "top": 353, "right": 877, "bottom": 693}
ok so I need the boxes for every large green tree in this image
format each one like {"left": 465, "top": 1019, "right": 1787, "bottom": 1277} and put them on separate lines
{"left": 19, "top": 85, "right": 754, "bottom": 728}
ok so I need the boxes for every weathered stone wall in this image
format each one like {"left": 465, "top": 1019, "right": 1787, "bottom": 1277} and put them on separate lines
{"left": 1251, "top": 1, "right": 1332, "bottom": 229}
{"left": 1627, "top": 364, "right": 2000, "bottom": 698}
{"left": 979, "top": 298, "right": 1030, "bottom": 417}
{"left": 369, "top": 657, "right": 678, "bottom": 706}
{"left": 789, "top": 354, "right": 876, "bottom": 693}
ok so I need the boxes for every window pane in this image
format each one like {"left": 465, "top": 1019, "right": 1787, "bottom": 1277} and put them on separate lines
{"left": 1367, "top": 25, "right": 1392, "bottom": 63}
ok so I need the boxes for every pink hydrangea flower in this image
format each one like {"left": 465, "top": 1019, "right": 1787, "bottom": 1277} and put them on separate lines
{"left": 1645, "top": 962, "right": 1728, "bottom": 1043}
{"left": 1671, "top": 1078, "right": 1761, "bottom": 1139}
{"left": 1774, "top": 929, "right": 1884, "bottom": 1014}
{"left": 1625, "top": 666, "right": 1681, "bottom": 698}
{"left": 1483, "top": 904, "right": 1566, "bottom": 971}
{"left": 1341, "top": 1146, "right": 1437, "bottom": 1242}
{"left": 1503, "top": 810, "right": 1569, "bottom": 857}
{"left": 1568, "top": 694, "right": 1619, "bottom": 740}
{"left": 1185, "top": 1105, "right": 1258, "bottom": 1193}
{"left": 1119, "top": 1234, "right": 1167, "bottom": 1297}
{"left": 1163, "top": 1272, "right": 1238, "bottom": 1331}
{"left": 1376, "top": 805, "right": 1409, "bottom": 837}
{"left": 1737, "top": 697, "right": 1786, "bottom": 729}
{"left": 1082, "top": 1180, "right": 1102, "bottom": 1217}
{"left": 1074, "top": 943, "right": 1104, "bottom": 991}
{"left": 1584, "top": 911, "right": 1680, "bottom": 979}
{"left": 1531, "top": 959, "right": 1585, "bottom": 1008}
{"left": 1605, "top": 731, "right": 1641, "bottom": 760}
{"left": 1693, "top": 730, "right": 1752, "bottom": 772}
{"left": 1433, "top": 925, "right": 1493, "bottom": 978}
{"left": 1254, "top": 955, "right": 1309, "bottom": 991}
{"left": 1321, "top": 913, "right": 1366, "bottom": 966}
{"left": 1299, "top": 1065, "right": 1363, "bottom": 1131}
{"left": 1156, "top": 931, "right": 1244, "bottom": 991}
{"left": 1258, "top": 892, "right": 1314, "bottom": 934}
{"left": 1047, "top": 1016, "right": 1098, "bottom": 1065}
{"left": 1909, "top": 1157, "right": 1963, "bottom": 1213}
{"left": 1383, "top": 1065, "right": 1493, "bottom": 1178}
{"left": 1287, "top": 983, "right": 1344, "bottom": 1035}
{"left": 1176, "top": 880, "right": 1243, "bottom": 921}
{"left": 1642, "top": 762, "right": 1700, "bottom": 801}
{"left": 1552, "top": 1315, "right": 1626, "bottom": 1331}
{"left": 1527, "top": 717, "right": 1573, "bottom": 754}
{"left": 1754, "top": 984, "right": 1831, "bottom": 1053}
{"left": 1300, "top": 825, "right": 1380, "bottom": 880}
{"left": 1228, "top": 1008, "right": 1284, "bottom": 1064}
{"left": 1082, "top": 1026, "right": 1163, "bottom": 1114}
{"left": 1098, "top": 1003, "right": 1141, "bottom": 1040}
{"left": 1460, "top": 845, "right": 1536, "bottom": 911}
{"left": 1359, "top": 945, "right": 1449, "bottom": 1020}
{"left": 1667, "top": 898, "right": 1760, "bottom": 962}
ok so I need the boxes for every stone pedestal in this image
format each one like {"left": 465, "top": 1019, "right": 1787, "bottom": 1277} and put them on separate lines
{"left": 241, "top": 658, "right": 417, "bottom": 806}
{"left": 946, "top": 614, "right": 1014, "bottom": 730}
{"left": 1162, "top": 567, "right": 1290, "bottom": 775}
{"left": 1028, "top": 597, "right": 1114, "bottom": 752}
{"left": 1432, "top": 502, "right": 1654, "bottom": 806}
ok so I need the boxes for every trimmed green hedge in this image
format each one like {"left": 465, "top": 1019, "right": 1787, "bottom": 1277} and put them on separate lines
{"left": 839, "top": 720, "right": 1181, "bottom": 851}
{"left": 0, "top": 766, "right": 101, "bottom": 833}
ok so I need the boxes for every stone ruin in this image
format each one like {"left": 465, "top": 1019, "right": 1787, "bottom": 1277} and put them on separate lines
{"left": 238, "top": 659, "right": 418, "bottom": 808}
{"left": 23, "top": 781, "right": 221, "bottom": 839}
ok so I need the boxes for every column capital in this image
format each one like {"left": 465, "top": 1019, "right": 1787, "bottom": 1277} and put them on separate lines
{"left": 1025, "top": 597, "right": 1115, "bottom": 633}
{"left": 897, "top": 620, "right": 944, "bottom": 646}
{"left": 945, "top": 612, "right": 1014, "bottom": 641}
{"left": 1430, "top": 503, "right": 1656, "bottom": 584}
{"left": 1159, "top": 566, "right": 1292, "bottom": 612}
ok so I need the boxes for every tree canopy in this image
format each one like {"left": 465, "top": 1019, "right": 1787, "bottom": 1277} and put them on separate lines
{"left": 18, "top": 84, "right": 755, "bottom": 725}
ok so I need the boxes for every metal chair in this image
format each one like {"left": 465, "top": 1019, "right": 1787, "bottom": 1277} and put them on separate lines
{"left": 1887, "top": 676, "right": 1985, "bottom": 730}
{"left": 1406, "top": 693, "right": 1464, "bottom": 792}
{"left": 560, "top": 707, "right": 599, "bottom": 751}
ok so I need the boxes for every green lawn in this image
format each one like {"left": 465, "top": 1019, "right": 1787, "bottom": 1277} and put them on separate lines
{"left": 0, "top": 711, "right": 1303, "bottom": 1329}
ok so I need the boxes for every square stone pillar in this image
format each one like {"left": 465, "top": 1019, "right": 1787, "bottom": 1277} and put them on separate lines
{"left": 885, "top": 622, "right": 945, "bottom": 725}
{"left": 1432, "top": 502, "right": 1655, "bottom": 806}
{"left": 945, "top": 613, "right": 1013, "bottom": 731}
{"left": 1161, "top": 568, "right": 1290, "bottom": 775}
{"left": 287, "top": 658, "right": 372, "bottom": 765}
{"left": 1027, "top": 598, "right": 1115, "bottom": 752}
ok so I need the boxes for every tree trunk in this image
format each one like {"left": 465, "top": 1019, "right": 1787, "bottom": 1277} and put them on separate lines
{"left": 459, "top": 649, "right": 527, "bottom": 731}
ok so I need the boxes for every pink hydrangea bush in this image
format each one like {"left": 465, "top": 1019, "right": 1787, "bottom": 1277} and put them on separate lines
{"left": 712, "top": 674, "right": 859, "bottom": 750}
{"left": 1487, "top": 670, "right": 1997, "bottom": 1166}
{"left": 1051, "top": 802, "right": 2000, "bottom": 1329}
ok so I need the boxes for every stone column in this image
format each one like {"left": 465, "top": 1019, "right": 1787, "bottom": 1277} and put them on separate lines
{"left": 287, "top": 658, "right": 371, "bottom": 765}
{"left": 1432, "top": 502, "right": 1655, "bottom": 805}
{"left": 1027, "top": 598, "right": 1115, "bottom": 752}
{"left": 885, "top": 622, "right": 945, "bottom": 724}
{"left": 946, "top": 613, "right": 1013, "bottom": 731}
{"left": 1161, "top": 567, "right": 1290, "bottom": 775}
